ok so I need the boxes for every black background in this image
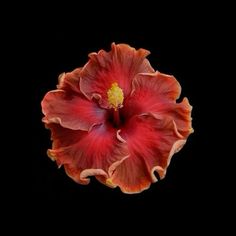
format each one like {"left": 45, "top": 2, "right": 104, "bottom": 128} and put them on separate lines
{"left": 30, "top": 3, "right": 221, "bottom": 231}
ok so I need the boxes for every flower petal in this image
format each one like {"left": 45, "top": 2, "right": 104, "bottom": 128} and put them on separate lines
{"left": 41, "top": 89, "right": 106, "bottom": 131}
{"left": 47, "top": 123, "right": 129, "bottom": 184}
{"left": 109, "top": 114, "right": 186, "bottom": 193}
{"left": 124, "top": 72, "right": 193, "bottom": 138}
{"left": 45, "top": 123, "right": 84, "bottom": 149}
{"left": 46, "top": 123, "right": 86, "bottom": 163}
{"left": 57, "top": 68, "right": 82, "bottom": 93}
{"left": 132, "top": 71, "right": 181, "bottom": 100}
{"left": 80, "top": 43, "right": 154, "bottom": 107}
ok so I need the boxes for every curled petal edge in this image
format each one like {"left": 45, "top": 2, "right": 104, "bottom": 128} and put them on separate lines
{"left": 64, "top": 166, "right": 108, "bottom": 185}
{"left": 64, "top": 155, "right": 130, "bottom": 186}
{"left": 116, "top": 139, "right": 187, "bottom": 194}
{"left": 151, "top": 139, "right": 187, "bottom": 182}
{"left": 113, "top": 139, "right": 186, "bottom": 194}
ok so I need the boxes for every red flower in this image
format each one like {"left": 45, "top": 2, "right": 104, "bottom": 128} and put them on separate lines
{"left": 41, "top": 43, "right": 193, "bottom": 193}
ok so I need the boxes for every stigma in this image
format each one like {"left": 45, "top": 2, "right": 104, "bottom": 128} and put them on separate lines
{"left": 107, "top": 82, "right": 124, "bottom": 110}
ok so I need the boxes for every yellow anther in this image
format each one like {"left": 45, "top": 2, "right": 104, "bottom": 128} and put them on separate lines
{"left": 107, "top": 82, "right": 124, "bottom": 110}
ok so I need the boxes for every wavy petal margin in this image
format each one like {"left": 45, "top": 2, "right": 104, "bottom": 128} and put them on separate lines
{"left": 124, "top": 72, "right": 193, "bottom": 138}
{"left": 46, "top": 123, "right": 129, "bottom": 184}
{"left": 108, "top": 114, "right": 188, "bottom": 193}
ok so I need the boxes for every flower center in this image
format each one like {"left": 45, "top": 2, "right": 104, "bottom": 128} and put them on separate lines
{"left": 107, "top": 83, "right": 124, "bottom": 127}
{"left": 107, "top": 82, "right": 124, "bottom": 110}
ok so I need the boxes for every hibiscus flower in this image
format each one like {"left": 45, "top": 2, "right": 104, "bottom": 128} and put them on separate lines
{"left": 41, "top": 43, "right": 193, "bottom": 194}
